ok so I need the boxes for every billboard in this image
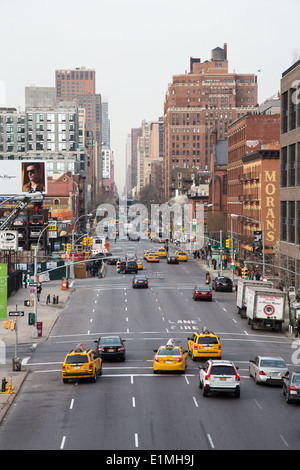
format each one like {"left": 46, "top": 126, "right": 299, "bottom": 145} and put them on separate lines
{"left": 0, "top": 160, "right": 47, "bottom": 195}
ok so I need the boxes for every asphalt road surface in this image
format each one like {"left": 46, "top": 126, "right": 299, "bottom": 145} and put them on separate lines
{"left": 0, "top": 239, "right": 299, "bottom": 451}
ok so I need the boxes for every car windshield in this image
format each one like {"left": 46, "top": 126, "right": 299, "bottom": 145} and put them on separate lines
{"left": 196, "top": 286, "right": 210, "bottom": 291}
{"left": 260, "top": 359, "right": 286, "bottom": 368}
{"left": 157, "top": 347, "right": 181, "bottom": 356}
{"left": 211, "top": 365, "right": 235, "bottom": 375}
{"left": 198, "top": 336, "right": 218, "bottom": 344}
{"left": 100, "top": 337, "right": 121, "bottom": 345}
{"left": 66, "top": 354, "right": 89, "bottom": 364}
{"left": 292, "top": 375, "right": 300, "bottom": 384}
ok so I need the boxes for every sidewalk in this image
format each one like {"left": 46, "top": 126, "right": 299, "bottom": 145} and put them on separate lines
{"left": 0, "top": 279, "right": 74, "bottom": 423}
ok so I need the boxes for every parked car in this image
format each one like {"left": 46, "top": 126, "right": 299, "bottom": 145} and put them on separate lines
{"left": 212, "top": 276, "right": 233, "bottom": 292}
{"left": 199, "top": 359, "right": 240, "bottom": 398}
{"left": 249, "top": 356, "right": 289, "bottom": 385}
{"left": 283, "top": 372, "right": 300, "bottom": 403}
{"left": 193, "top": 285, "right": 212, "bottom": 301}
{"left": 94, "top": 335, "right": 126, "bottom": 361}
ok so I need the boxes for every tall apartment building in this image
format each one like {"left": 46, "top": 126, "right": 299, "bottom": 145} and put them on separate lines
{"left": 55, "top": 66, "right": 102, "bottom": 198}
{"left": 280, "top": 61, "right": 300, "bottom": 290}
{"left": 136, "top": 119, "right": 164, "bottom": 194}
{"left": 0, "top": 88, "right": 88, "bottom": 178}
{"left": 130, "top": 127, "right": 142, "bottom": 193}
{"left": 163, "top": 44, "right": 258, "bottom": 199}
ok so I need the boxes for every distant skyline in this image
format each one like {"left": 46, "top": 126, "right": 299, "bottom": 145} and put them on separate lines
{"left": 1, "top": 0, "right": 300, "bottom": 194}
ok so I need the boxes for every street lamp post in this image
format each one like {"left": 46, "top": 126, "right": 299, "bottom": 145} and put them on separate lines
{"left": 231, "top": 214, "right": 265, "bottom": 278}
{"left": 32, "top": 223, "right": 50, "bottom": 338}
{"left": 70, "top": 213, "right": 92, "bottom": 280}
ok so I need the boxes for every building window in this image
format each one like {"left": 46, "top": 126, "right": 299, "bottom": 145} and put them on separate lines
{"left": 280, "top": 201, "right": 287, "bottom": 242}
{"left": 281, "top": 147, "right": 287, "bottom": 187}
{"left": 289, "top": 144, "right": 296, "bottom": 187}
{"left": 281, "top": 91, "right": 288, "bottom": 133}
{"left": 288, "top": 201, "right": 295, "bottom": 244}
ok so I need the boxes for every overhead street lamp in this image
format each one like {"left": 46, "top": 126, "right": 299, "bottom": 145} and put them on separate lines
{"left": 231, "top": 214, "right": 265, "bottom": 278}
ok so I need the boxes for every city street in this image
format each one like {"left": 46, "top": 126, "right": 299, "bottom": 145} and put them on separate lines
{"left": 0, "top": 240, "right": 298, "bottom": 451}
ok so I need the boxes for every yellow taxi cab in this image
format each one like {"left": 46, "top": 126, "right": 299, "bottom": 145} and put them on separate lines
{"left": 153, "top": 340, "right": 188, "bottom": 374}
{"left": 157, "top": 247, "right": 167, "bottom": 258}
{"left": 144, "top": 250, "right": 151, "bottom": 260}
{"left": 62, "top": 343, "right": 102, "bottom": 383}
{"left": 175, "top": 250, "right": 188, "bottom": 262}
{"left": 147, "top": 252, "right": 160, "bottom": 262}
{"left": 136, "top": 259, "right": 143, "bottom": 270}
{"left": 187, "top": 328, "right": 222, "bottom": 361}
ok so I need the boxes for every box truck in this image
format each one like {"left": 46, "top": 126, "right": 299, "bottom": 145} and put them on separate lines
{"left": 236, "top": 279, "right": 273, "bottom": 318}
{"left": 246, "top": 287, "right": 286, "bottom": 331}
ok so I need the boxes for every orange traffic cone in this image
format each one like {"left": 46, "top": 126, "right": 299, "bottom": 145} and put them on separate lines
{"left": 4, "top": 376, "right": 14, "bottom": 394}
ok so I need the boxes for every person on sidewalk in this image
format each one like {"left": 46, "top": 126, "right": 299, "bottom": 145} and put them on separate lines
{"left": 295, "top": 317, "right": 300, "bottom": 338}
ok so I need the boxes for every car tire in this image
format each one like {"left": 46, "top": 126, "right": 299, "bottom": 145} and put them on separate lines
{"left": 91, "top": 371, "right": 97, "bottom": 383}
{"left": 202, "top": 386, "right": 209, "bottom": 397}
{"left": 199, "top": 378, "right": 203, "bottom": 389}
{"left": 98, "top": 366, "right": 102, "bottom": 376}
{"left": 234, "top": 388, "right": 240, "bottom": 398}
{"left": 63, "top": 378, "right": 68, "bottom": 384}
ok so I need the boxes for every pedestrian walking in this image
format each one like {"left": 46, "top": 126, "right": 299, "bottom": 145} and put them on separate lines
{"left": 206, "top": 271, "right": 211, "bottom": 285}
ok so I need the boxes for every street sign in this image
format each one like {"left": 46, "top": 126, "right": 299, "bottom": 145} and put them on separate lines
{"left": 9, "top": 311, "right": 24, "bottom": 317}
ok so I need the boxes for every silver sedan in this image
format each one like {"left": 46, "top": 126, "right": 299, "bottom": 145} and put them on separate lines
{"left": 249, "top": 356, "right": 289, "bottom": 385}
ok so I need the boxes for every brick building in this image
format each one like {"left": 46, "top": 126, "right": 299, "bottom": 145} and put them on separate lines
{"left": 280, "top": 61, "right": 300, "bottom": 290}
{"left": 163, "top": 43, "right": 258, "bottom": 199}
{"left": 227, "top": 113, "right": 280, "bottom": 265}
{"left": 55, "top": 67, "right": 102, "bottom": 199}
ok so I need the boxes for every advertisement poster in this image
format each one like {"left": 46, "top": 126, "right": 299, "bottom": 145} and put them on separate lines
{"left": 0, "top": 264, "right": 7, "bottom": 320}
{"left": 0, "top": 160, "right": 47, "bottom": 195}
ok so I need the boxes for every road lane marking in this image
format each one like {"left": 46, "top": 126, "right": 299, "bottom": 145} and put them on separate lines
{"left": 135, "top": 433, "right": 139, "bottom": 448}
{"left": 132, "top": 397, "right": 136, "bottom": 407}
{"left": 60, "top": 436, "right": 66, "bottom": 449}
{"left": 70, "top": 399, "right": 74, "bottom": 410}
{"left": 207, "top": 434, "right": 215, "bottom": 449}
{"left": 193, "top": 397, "right": 198, "bottom": 407}
{"left": 254, "top": 399, "right": 263, "bottom": 410}
{"left": 280, "top": 434, "right": 289, "bottom": 448}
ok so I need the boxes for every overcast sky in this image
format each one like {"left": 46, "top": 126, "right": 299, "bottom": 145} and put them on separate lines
{"left": 1, "top": 0, "right": 300, "bottom": 194}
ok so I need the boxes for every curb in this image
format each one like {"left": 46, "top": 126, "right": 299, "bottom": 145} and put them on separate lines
{"left": 0, "top": 370, "right": 29, "bottom": 424}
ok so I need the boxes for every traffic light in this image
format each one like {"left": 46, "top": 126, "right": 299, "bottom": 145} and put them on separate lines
{"left": 66, "top": 243, "right": 71, "bottom": 252}
{"left": 3, "top": 320, "right": 16, "bottom": 331}
{"left": 83, "top": 237, "right": 87, "bottom": 246}
{"left": 226, "top": 238, "right": 231, "bottom": 249}
{"left": 242, "top": 267, "right": 249, "bottom": 279}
